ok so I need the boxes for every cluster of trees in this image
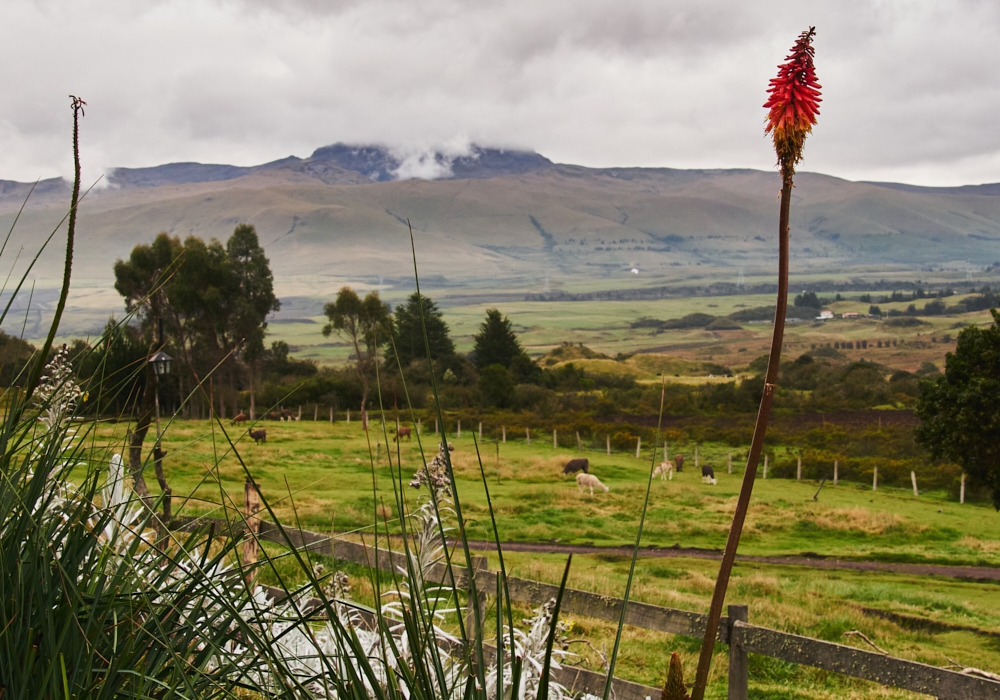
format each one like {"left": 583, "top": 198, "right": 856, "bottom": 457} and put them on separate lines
{"left": 106, "top": 225, "right": 279, "bottom": 419}
{"left": 319, "top": 288, "right": 550, "bottom": 420}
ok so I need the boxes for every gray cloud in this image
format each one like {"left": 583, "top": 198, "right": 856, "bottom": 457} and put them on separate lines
{"left": 2, "top": 0, "right": 999, "bottom": 186}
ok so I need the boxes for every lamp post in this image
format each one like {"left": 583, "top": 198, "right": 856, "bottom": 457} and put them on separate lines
{"left": 148, "top": 349, "right": 173, "bottom": 519}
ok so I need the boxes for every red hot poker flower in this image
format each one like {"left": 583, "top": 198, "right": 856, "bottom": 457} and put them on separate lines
{"left": 764, "top": 27, "right": 821, "bottom": 180}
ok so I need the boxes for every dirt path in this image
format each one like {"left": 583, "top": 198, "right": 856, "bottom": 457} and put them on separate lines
{"left": 460, "top": 540, "right": 1000, "bottom": 583}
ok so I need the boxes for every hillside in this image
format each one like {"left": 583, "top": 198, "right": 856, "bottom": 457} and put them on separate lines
{"left": 2, "top": 143, "right": 999, "bottom": 339}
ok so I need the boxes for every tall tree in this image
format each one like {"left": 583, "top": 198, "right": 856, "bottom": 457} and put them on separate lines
{"left": 113, "top": 233, "right": 182, "bottom": 500}
{"left": 388, "top": 292, "right": 455, "bottom": 368}
{"left": 472, "top": 309, "right": 522, "bottom": 370}
{"left": 322, "top": 287, "right": 391, "bottom": 428}
{"left": 225, "top": 224, "right": 280, "bottom": 419}
{"left": 915, "top": 308, "right": 1000, "bottom": 509}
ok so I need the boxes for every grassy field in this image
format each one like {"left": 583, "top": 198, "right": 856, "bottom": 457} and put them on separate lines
{"left": 112, "top": 419, "right": 1000, "bottom": 564}
{"left": 84, "top": 418, "right": 1000, "bottom": 698}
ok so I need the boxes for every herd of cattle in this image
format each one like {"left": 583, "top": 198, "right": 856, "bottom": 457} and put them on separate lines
{"left": 235, "top": 418, "right": 720, "bottom": 492}
{"left": 563, "top": 455, "right": 718, "bottom": 495}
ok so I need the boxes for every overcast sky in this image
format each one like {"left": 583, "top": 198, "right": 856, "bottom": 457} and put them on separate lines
{"left": 3, "top": 0, "right": 1000, "bottom": 187}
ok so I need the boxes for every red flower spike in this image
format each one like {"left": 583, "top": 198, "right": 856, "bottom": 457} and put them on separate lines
{"left": 764, "top": 27, "right": 821, "bottom": 181}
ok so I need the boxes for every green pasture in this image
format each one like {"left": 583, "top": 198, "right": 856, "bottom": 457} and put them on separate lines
{"left": 99, "top": 419, "right": 1000, "bottom": 566}
{"left": 86, "top": 417, "right": 1000, "bottom": 698}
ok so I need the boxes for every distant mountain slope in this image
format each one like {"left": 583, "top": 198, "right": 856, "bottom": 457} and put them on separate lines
{"left": 2, "top": 144, "right": 1000, "bottom": 294}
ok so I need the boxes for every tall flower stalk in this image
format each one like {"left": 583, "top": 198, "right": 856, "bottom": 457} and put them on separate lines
{"left": 690, "top": 27, "right": 821, "bottom": 700}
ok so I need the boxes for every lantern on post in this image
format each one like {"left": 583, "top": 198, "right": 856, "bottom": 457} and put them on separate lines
{"left": 148, "top": 349, "right": 173, "bottom": 377}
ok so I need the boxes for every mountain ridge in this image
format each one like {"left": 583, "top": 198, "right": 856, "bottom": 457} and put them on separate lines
{"left": 1, "top": 144, "right": 999, "bottom": 306}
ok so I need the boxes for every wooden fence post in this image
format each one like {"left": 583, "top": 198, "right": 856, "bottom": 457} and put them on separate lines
{"left": 479, "top": 422, "right": 482, "bottom": 439}
{"left": 553, "top": 429, "right": 557, "bottom": 449}
{"left": 634, "top": 437, "right": 641, "bottom": 459}
{"left": 314, "top": 405, "right": 318, "bottom": 421}
{"left": 457, "top": 420, "right": 461, "bottom": 439}
{"left": 576, "top": 431, "right": 582, "bottom": 450}
{"left": 960, "top": 473, "right": 966, "bottom": 504}
{"left": 526, "top": 428, "right": 531, "bottom": 446}
{"left": 763, "top": 455, "right": 768, "bottom": 479}
{"left": 417, "top": 419, "right": 421, "bottom": 436}
{"left": 797, "top": 454, "right": 802, "bottom": 481}
{"left": 873, "top": 466, "right": 878, "bottom": 492}
{"left": 911, "top": 471, "right": 918, "bottom": 497}
{"left": 606, "top": 435, "right": 611, "bottom": 455}
{"left": 727, "top": 604, "right": 749, "bottom": 700}
{"left": 695, "top": 445, "right": 699, "bottom": 469}
{"left": 834, "top": 460, "right": 839, "bottom": 486}
{"left": 329, "top": 406, "right": 333, "bottom": 423}
{"left": 435, "top": 418, "right": 438, "bottom": 435}
{"left": 243, "top": 478, "right": 261, "bottom": 586}
{"left": 728, "top": 452, "right": 733, "bottom": 475}
{"left": 297, "top": 405, "right": 302, "bottom": 421}
{"left": 502, "top": 425, "right": 506, "bottom": 444}
{"left": 347, "top": 409, "right": 350, "bottom": 425}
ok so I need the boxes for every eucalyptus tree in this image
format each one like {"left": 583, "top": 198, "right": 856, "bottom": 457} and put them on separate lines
{"left": 322, "top": 287, "right": 391, "bottom": 428}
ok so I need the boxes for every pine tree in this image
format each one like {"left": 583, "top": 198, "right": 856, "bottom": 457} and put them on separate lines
{"left": 472, "top": 309, "right": 523, "bottom": 370}
{"left": 388, "top": 292, "right": 455, "bottom": 368}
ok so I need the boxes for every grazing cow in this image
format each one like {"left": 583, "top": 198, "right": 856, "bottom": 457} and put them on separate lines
{"left": 394, "top": 427, "right": 412, "bottom": 442}
{"left": 576, "top": 472, "right": 609, "bottom": 495}
{"left": 562, "top": 458, "right": 590, "bottom": 475}
{"left": 281, "top": 408, "right": 296, "bottom": 421}
{"left": 701, "top": 465, "right": 717, "bottom": 485}
{"left": 267, "top": 411, "right": 283, "bottom": 421}
{"left": 674, "top": 454, "right": 685, "bottom": 472}
{"left": 249, "top": 428, "right": 267, "bottom": 445}
{"left": 653, "top": 460, "right": 675, "bottom": 481}
{"left": 231, "top": 412, "right": 247, "bottom": 426}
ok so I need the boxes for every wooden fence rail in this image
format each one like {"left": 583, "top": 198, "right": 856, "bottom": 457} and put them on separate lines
{"left": 192, "top": 519, "right": 1000, "bottom": 700}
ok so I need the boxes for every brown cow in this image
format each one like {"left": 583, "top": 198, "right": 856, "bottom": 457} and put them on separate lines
{"left": 281, "top": 408, "right": 296, "bottom": 421}
{"left": 249, "top": 428, "right": 267, "bottom": 445}
{"left": 231, "top": 412, "right": 247, "bottom": 426}
{"left": 267, "top": 411, "right": 283, "bottom": 421}
{"left": 394, "top": 427, "right": 412, "bottom": 442}
{"left": 562, "top": 458, "right": 589, "bottom": 475}
{"left": 674, "top": 454, "right": 685, "bottom": 472}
